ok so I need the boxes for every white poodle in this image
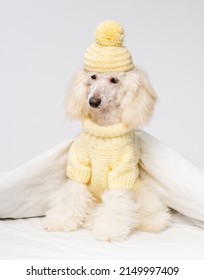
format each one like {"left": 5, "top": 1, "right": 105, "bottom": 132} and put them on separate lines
{"left": 44, "top": 67, "right": 172, "bottom": 241}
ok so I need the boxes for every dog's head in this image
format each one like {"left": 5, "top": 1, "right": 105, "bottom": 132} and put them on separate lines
{"left": 64, "top": 67, "right": 157, "bottom": 129}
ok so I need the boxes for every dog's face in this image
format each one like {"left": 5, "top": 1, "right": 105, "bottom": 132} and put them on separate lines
{"left": 87, "top": 73, "right": 124, "bottom": 110}
{"left": 65, "top": 67, "right": 157, "bottom": 128}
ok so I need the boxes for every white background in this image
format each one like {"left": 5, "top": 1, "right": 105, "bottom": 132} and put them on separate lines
{"left": 0, "top": 0, "right": 203, "bottom": 171}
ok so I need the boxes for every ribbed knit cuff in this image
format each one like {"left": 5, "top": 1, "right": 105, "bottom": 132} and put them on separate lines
{"left": 67, "top": 163, "right": 91, "bottom": 184}
{"left": 109, "top": 176, "right": 140, "bottom": 191}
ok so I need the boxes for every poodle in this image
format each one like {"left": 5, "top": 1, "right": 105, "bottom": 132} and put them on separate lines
{"left": 44, "top": 67, "right": 172, "bottom": 241}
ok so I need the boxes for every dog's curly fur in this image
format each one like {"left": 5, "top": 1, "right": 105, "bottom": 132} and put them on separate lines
{"left": 44, "top": 66, "right": 172, "bottom": 241}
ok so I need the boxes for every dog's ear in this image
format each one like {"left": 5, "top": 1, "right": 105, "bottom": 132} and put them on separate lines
{"left": 121, "top": 68, "right": 157, "bottom": 128}
{"left": 64, "top": 70, "right": 89, "bottom": 120}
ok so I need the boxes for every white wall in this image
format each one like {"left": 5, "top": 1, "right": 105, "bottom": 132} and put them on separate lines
{"left": 0, "top": 0, "right": 204, "bottom": 171}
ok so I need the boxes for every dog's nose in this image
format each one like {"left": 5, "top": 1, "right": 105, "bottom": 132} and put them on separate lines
{"left": 89, "top": 97, "right": 101, "bottom": 108}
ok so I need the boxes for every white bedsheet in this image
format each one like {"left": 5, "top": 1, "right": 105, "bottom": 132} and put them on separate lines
{"left": 0, "top": 214, "right": 204, "bottom": 260}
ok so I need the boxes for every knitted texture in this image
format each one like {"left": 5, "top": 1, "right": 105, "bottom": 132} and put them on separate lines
{"left": 66, "top": 119, "right": 140, "bottom": 200}
{"left": 83, "top": 20, "right": 134, "bottom": 73}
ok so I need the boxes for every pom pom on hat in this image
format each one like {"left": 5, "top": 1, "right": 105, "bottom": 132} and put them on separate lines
{"left": 95, "top": 20, "right": 124, "bottom": 47}
{"left": 83, "top": 20, "right": 134, "bottom": 73}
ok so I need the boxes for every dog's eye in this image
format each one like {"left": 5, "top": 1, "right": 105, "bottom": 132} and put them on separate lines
{"left": 110, "top": 78, "right": 118, "bottom": 84}
{"left": 91, "top": 75, "right": 97, "bottom": 80}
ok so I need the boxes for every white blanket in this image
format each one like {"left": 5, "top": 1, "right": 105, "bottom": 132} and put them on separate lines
{"left": 0, "top": 130, "right": 204, "bottom": 227}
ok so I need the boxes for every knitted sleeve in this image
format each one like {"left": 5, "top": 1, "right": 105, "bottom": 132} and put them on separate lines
{"left": 66, "top": 136, "right": 91, "bottom": 184}
{"left": 108, "top": 141, "right": 140, "bottom": 191}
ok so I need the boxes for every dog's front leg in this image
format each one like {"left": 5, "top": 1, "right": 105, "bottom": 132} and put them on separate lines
{"left": 43, "top": 180, "right": 94, "bottom": 232}
{"left": 90, "top": 190, "right": 140, "bottom": 242}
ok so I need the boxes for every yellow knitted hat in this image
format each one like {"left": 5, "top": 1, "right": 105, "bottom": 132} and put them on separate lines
{"left": 83, "top": 20, "right": 134, "bottom": 73}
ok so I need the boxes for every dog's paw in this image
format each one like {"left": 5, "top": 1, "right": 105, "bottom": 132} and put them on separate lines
{"left": 43, "top": 216, "right": 82, "bottom": 232}
{"left": 139, "top": 211, "right": 172, "bottom": 233}
{"left": 43, "top": 181, "right": 94, "bottom": 233}
{"left": 89, "top": 190, "right": 140, "bottom": 242}
{"left": 92, "top": 222, "right": 129, "bottom": 242}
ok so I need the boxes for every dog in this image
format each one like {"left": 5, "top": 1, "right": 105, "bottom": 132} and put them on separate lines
{"left": 44, "top": 21, "right": 172, "bottom": 241}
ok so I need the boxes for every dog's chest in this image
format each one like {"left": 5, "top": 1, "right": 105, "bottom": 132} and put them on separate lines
{"left": 83, "top": 130, "right": 136, "bottom": 170}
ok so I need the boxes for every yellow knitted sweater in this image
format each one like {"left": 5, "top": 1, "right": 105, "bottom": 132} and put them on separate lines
{"left": 66, "top": 119, "right": 140, "bottom": 200}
